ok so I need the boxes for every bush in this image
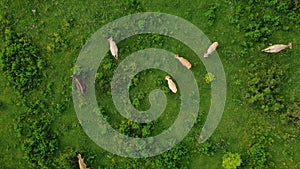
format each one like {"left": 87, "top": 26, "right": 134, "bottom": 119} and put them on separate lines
{"left": 151, "top": 143, "right": 189, "bottom": 169}
{"left": 204, "top": 72, "right": 215, "bottom": 84}
{"left": 15, "top": 100, "right": 58, "bottom": 168}
{"left": 0, "top": 28, "right": 45, "bottom": 94}
{"left": 222, "top": 152, "right": 242, "bottom": 169}
{"left": 204, "top": 3, "right": 220, "bottom": 24}
{"left": 197, "top": 141, "right": 216, "bottom": 156}
{"left": 245, "top": 60, "right": 287, "bottom": 113}
{"left": 230, "top": 1, "right": 300, "bottom": 43}
{"left": 245, "top": 143, "right": 269, "bottom": 169}
{"left": 118, "top": 120, "right": 154, "bottom": 138}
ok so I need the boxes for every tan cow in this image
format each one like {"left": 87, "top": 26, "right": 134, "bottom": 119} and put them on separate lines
{"left": 175, "top": 54, "right": 192, "bottom": 69}
{"left": 204, "top": 42, "right": 218, "bottom": 58}
{"left": 77, "top": 154, "right": 89, "bottom": 169}
{"left": 261, "top": 42, "right": 292, "bottom": 53}
{"left": 165, "top": 76, "right": 177, "bottom": 93}
{"left": 108, "top": 37, "right": 118, "bottom": 59}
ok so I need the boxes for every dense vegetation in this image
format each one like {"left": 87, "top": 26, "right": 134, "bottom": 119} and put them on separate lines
{"left": 0, "top": 24, "right": 45, "bottom": 95}
{"left": 0, "top": 0, "right": 299, "bottom": 168}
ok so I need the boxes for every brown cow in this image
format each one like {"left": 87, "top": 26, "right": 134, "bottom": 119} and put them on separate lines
{"left": 71, "top": 74, "right": 86, "bottom": 96}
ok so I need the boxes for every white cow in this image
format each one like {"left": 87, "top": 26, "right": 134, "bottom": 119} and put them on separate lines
{"left": 165, "top": 76, "right": 177, "bottom": 93}
{"left": 204, "top": 42, "right": 219, "bottom": 57}
{"left": 262, "top": 42, "right": 292, "bottom": 53}
{"left": 108, "top": 37, "right": 118, "bottom": 59}
{"left": 175, "top": 54, "right": 192, "bottom": 69}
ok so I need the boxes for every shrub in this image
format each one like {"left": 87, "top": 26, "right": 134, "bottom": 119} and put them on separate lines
{"left": 118, "top": 120, "right": 154, "bottom": 138}
{"left": 15, "top": 100, "right": 58, "bottom": 168}
{"left": 245, "top": 143, "right": 269, "bottom": 169}
{"left": 0, "top": 28, "right": 45, "bottom": 94}
{"left": 204, "top": 3, "right": 220, "bottom": 24}
{"left": 204, "top": 72, "right": 215, "bottom": 84}
{"left": 151, "top": 143, "right": 189, "bottom": 169}
{"left": 197, "top": 141, "right": 216, "bottom": 156}
{"left": 123, "top": 0, "right": 144, "bottom": 14}
{"left": 245, "top": 60, "right": 287, "bottom": 113}
{"left": 222, "top": 152, "right": 242, "bottom": 169}
{"left": 230, "top": 1, "right": 300, "bottom": 43}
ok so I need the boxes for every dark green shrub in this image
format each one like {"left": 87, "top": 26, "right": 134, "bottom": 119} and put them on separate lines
{"left": 245, "top": 60, "right": 287, "bottom": 113}
{"left": 52, "top": 147, "right": 77, "bottom": 169}
{"left": 150, "top": 143, "right": 189, "bottom": 169}
{"left": 230, "top": 1, "right": 300, "bottom": 43}
{"left": 197, "top": 141, "right": 216, "bottom": 156}
{"left": 118, "top": 120, "right": 154, "bottom": 138}
{"left": 0, "top": 28, "right": 45, "bottom": 94}
{"left": 15, "top": 100, "right": 58, "bottom": 168}
{"left": 244, "top": 143, "right": 269, "bottom": 169}
{"left": 204, "top": 3, "right": 220, "bottom": 24}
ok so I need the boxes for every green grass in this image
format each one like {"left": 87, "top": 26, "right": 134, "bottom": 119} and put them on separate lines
{"left": 1, "top": 0, "right": 300, "bottom": 168}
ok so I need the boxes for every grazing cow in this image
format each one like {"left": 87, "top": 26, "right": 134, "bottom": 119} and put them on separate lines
{"left": 165, "top": 76, "right": 177, "bottom": 93}
{"left": 71, "top": 74, "right": 86, "bottom": 96}
{"left": 204, "top": 42, "right": 219, "bottom": 58}
{"left": 261, "top": 42, "right": 292, "bottom": 53}
{"left": 108, "top": 37, "right": 118, "bottom": 59}
{"left": 77, "top": 154, "right": 89, "bottom": 169}
{"left": 175, "top": 54, "right": 192, "bottom": 69}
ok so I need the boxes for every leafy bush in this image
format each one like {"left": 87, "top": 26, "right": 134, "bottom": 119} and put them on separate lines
{"left": 150, "top": 143, "right": 189, "bottom": 169}
{"left": 118, "top": 120, "right": 154, "bottom": 138}
{"left": 52, "top": 147, "right": 77, "bottom": 169}
{"left": 123, "top": 0, "right": 144, "bottom": 14}
{"left": 197, "top": 141, "right": 216, "bottom": 156}
{"left": 230, "top": 1, "right": 300, "bottom": 43}
{"left": 0, "top": 28, "right": 45, "bottom": 94}
{"left": 46, "top": 32, "right": 70, "bottom": 52}
{"left": 284, "top": 102, "right": 300, "bottom": 127}
{"left": 240, "top": 135, "right": 272, "bottom": 169}
{"left": 245, "top": 60, "right": 287, "bottom": 113}
{"left": 222, "top": 152, "right": 242, "bottom": 169}
{"left": 15, "top": 100, "right": 58, "bottom": 168}
{"left": 244, "top": 143, "right": 269, "bottom": 169}
{"left": 204, "top": 3, "right": 220, "bottom": 24}
{"left": 204, "top": 72, "right": 215, "bottom": 84}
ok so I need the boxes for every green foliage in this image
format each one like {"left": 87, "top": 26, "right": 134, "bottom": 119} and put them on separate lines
{"left": 15, "top": 100, "right": 58, "bottom": 168}
{"left": 239, "top": 135, "right": 272, "bottom": 169}
{"left": 132, "top": 98, "right": 140, "bottom": 108}
{"left": 222, "top": 152, "right": 242, "bottom": 169}
{"left": 52, "top": 147, "right": 77, "bottom": 169}
{"left": 150, "top": 143, "right": 189, "bottom": 169}
{"left": 46, "top": 32, "right": 69, "bottom": 52}
{"left": 245, "top": 60, "right": 287, "bottom": 113}
{"left": 0, "top": 28, "right": 45, "bottom": 94}
{"left": 283, "top": 102, "right": 300, "bottom": 127}
{"left": 0, "top": 14, "right": 10, "bottom": 34}
{"left": 197, "top": 141, "right": 216, "bottom": 156}
{"left": 204, "top": 72, "right": 215, "bottom": 84}
{"left": 244, "top": 143, "right": 269, "bottom": 169}
{"left": 230, "top": 0, "right": 300, "bottom": 43}
{"left": 118, "top": 120, "right": 154, "bottom": 138}
{"left": 123, "top": 0, "right": 144, "bottom": 14}
{"left": 204, "top": 3, "right": 219, "bottom": 24}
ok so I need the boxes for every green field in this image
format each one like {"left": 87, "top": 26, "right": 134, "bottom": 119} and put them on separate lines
{"left": 1, "top": 0, "right": 300, "bottom": 168}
